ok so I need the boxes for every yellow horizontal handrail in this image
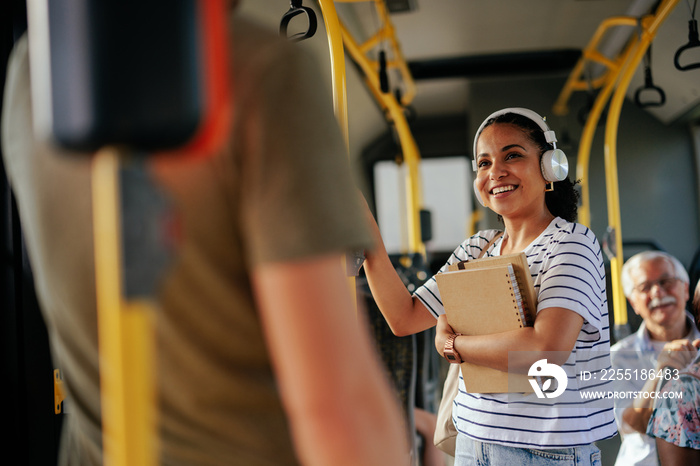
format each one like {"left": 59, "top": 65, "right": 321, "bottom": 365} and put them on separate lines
{"left": 552, "top": 16, "right": 639, "bottom": 228}
{"left": 553, "top": 16, "right": 640, "bottom": 116}
{"left": 553, "top": 16, "right": 639, "bottom": 117}
{"left": 574, "top": 34, "right": 638, "bottom": 228}
{"left": 337, "top": 0, "right": 417, "bottom": 107}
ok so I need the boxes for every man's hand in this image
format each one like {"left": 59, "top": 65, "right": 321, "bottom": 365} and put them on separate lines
{"left": 656, "top": 339, "right": 698, "bottom": 372}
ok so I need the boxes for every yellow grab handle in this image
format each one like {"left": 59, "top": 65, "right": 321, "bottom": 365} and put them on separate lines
{"left": 93, "top": 147, "right": 157, "bottom": 466}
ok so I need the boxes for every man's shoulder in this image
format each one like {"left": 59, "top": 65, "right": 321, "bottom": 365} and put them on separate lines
{"left": 232, "top": 14, "right": 308, "bottom": 65}
{"left": 610, "top": 333, "right": 641, "bottom": 367}
{"left": 610, "top": 328, "right": 659, "bottom": 371}
{"left": 233, "top": 15, "right": 284, "bottom": 47}
{"left": 611, "top": 333, "right": 637, "bottom": 352}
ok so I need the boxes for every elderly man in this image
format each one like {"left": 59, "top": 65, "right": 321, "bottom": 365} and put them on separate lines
{"left": 611, "top": 251, "right": 700, "bottom": 466}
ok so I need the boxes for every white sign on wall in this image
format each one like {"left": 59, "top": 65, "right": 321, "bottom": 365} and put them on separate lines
{"left": 374, "top": 156, "right": 473, "bottom": 254}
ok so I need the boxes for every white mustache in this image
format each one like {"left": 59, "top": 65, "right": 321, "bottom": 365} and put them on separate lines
{"left": 649, "top": 296, "right": 676, "bottom": 309}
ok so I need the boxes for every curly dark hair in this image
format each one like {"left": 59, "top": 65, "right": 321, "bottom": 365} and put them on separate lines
{"left": 478, "top": 112, "right": 580, "bottom": 223}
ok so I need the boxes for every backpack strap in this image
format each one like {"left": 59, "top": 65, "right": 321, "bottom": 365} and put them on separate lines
{"left": 456, "top": 231, "right": 504, "bottom": 270}
{"left": 478, "top": 231, "right": 504, "bottom": 259}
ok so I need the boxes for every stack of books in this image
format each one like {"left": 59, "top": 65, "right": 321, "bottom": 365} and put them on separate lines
{"left": 436, "top": 253, "right": 537, "bottom": 393}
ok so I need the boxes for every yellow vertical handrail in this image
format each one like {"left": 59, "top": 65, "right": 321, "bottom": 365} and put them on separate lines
{"left": 604, "top": 0, "right": 679, "bottom": 336}
{"left": 552, "top": 16, "right": 640, "bottom": 227}
{"left": 340, "top": 24, "right": 425, "bottom": 257}
{"left": 315, "top": 0, "right": 359, "bottom": 306}
{"left": 93, "top": 147, "right": 157, "bottom": 466}
{"left": 332, "top": 11, "right": 423, "bottom": 464}
{"left": 576, "top": 34, "right": 640, "bottom": 228}
{"left": 551, "top": 3, "right": 680, "bottom": 335}
{"left": 336, "top": 1, "right": 425, "bottom": 257}
{"left": 317, "top": 0, "right": 349, "bottom": 149}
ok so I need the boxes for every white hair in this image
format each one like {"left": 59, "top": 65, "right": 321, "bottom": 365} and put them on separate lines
{"left": 621, "top": 250, "right": 689, "bottom": 297}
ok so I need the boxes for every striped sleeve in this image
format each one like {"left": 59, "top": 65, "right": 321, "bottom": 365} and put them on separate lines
{"left": 413, "top": 229, "right": 502, "bottom": 318}
{"left": 536, "top": 223, "right": 607, "bottom": 342}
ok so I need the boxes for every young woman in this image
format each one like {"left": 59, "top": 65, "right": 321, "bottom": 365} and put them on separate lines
{"left": 363, "top": 108, "right": 617, "bottom": 464}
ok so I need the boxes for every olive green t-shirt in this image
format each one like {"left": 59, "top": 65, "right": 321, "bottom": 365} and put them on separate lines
{"left": 2, "top": 14, "right": 371, "bottom": 466}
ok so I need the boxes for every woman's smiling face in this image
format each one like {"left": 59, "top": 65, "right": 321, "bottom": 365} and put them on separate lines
{"left": 474, "top": 122, "right": 549, "bottom": 219}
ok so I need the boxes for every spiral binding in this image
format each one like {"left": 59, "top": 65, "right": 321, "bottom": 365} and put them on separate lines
{"left": 506, "top": 265, "right": 530, "bottom": 327}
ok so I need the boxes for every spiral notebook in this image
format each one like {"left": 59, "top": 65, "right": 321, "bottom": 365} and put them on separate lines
{"left": 436, "top": 252, "right": 537, "bottom": 393}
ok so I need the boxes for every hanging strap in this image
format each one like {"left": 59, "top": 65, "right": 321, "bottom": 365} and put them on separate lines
{"left": 634, "top": 39, "right": 665, "bottom": 108}
{"left": 675, "top": 0, "right": 700, "bottom": 71}
{"left": 279, "top": 0, "right": 317, "bottom": 42}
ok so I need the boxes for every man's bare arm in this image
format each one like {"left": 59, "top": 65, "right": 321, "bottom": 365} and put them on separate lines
{"left": 252, "top": 254, "right": 411, "bottom": 466}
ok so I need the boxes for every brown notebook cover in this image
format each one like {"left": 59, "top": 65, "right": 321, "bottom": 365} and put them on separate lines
{"left": 437, "top": 253, "right": 537, "bottom": 393}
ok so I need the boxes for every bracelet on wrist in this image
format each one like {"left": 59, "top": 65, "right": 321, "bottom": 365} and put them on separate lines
{"left": 443, "top": 333, "right": 462, "bottom": 364}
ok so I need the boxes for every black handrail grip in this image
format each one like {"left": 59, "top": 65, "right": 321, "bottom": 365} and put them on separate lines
{"left": 634, "top": 46, "right": 665, "bottom": 109}
{"left": 634, "top": 68, "right": 666, "bottom": 108}
{"left": 379, "top": 50, "right": 390, "bottom": 93}
{"left": 279, "top": 1, "right": 317, "bottom": 42}
{"left": 634, "top": 86, "right": 666, "bottom": 108}
{"left": 674, "top": 20, "right": 700, "bottom": 71}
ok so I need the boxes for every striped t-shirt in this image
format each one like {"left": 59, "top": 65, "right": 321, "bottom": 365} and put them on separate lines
{"left": 415, "top": 217, "right": 617, "bottom": 448}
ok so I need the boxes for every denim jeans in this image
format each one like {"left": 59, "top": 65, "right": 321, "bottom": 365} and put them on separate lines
{"left": 455, "top": 434, "right": 602, "bottom": 466}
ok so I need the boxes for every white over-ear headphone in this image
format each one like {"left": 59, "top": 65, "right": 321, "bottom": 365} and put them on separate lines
{"left": 471, "top": 107, "right": 568, "bottom": 206}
